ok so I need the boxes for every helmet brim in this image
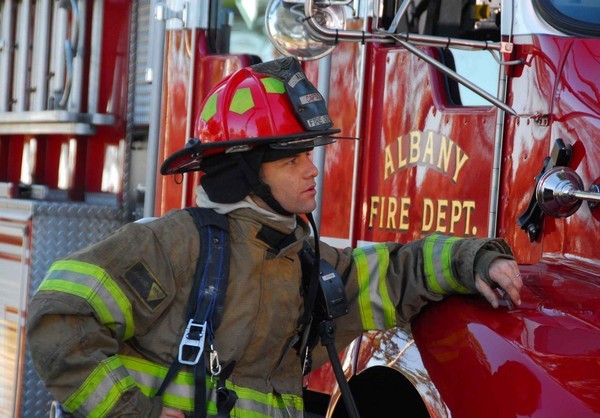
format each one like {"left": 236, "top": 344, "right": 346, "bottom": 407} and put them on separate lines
{"left": 160, "top": 128, "right": 341, "bottom": 175}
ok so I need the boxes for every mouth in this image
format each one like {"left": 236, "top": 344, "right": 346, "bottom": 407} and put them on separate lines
{"left": 303, "top": 184, "right": 316, "bottom": 195}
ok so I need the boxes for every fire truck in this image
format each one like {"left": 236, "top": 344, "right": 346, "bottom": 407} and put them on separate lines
{"left": 0, "top": 0, "right": 598, "bottom": 417}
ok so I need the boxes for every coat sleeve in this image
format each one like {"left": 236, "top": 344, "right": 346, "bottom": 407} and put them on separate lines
{"left": 311, "top": 233, "right": 513, "bottom": 365}
{"left": 26, "top": 211, "right": 197, "bottom": 417}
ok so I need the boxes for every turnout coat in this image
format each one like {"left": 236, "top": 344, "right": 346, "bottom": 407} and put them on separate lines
{"left": 27, "top": 207, "right": 512, "bottom": 417}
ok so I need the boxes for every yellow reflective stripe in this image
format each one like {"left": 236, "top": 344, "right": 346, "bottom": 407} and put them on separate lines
{"left": 39, "top": 279, "right": 115, "bottom": 321}
{"left": 441, "top": 237, "right": 469, "bottom": 293}
{"left": 120, "top": 355, "right": 194, "bottom": 385}
{"left": 261, "top": 77, "right": 285, "bottom": 94}
{"left": 39, "top": 260, "right": 134, "bottom": 340}
{"left": 121, "top": 355, "right": 304, "bottom": 416}
{"left": 230, "top": 387, "right": 303, "bottom": 418}
{"left": 200, "top": 93, "right": 218, "bottom": 121}
{"left": 423, "top": 234, "right": 469, "bottom": 294}
{"left": 64, "top": 356, "right": 136, "bottom": 417}
{"left": 352, "top": 244, "right": 397, "bottom": 330}
{"left": 353, "top": 248, "right": 374, "bottom": 329}
{"left": 80, "top": 353, "right": 305, "bottom": 416}
{"left": 230, "top": 87, "right": 254, "bottom": 114}
{"left": 233, "top": 386, "right": 303, "bottom": 410}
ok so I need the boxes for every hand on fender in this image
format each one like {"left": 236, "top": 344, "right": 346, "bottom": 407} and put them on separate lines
{"left": 475, "top": 258, "right": 522, "bottom": 308}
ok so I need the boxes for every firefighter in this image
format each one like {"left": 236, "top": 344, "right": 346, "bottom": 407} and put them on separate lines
{"left": 26, "top": 57, "right": 522, "bottom": 418}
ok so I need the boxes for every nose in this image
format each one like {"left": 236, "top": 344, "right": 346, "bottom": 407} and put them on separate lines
{"left": 302, "top": 153, "right": 318, "bottom": 178}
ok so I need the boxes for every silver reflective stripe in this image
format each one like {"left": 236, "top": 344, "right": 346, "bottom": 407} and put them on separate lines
{"left": 119, "top": 355, "right": 194, "bottom": 411}
{"left": 126, "top": 367, "right": 194, "bottom": 399}
{"left": 353, "top": 244, "right": 396, "bottom": 330}
{"left": 423, "top": 234, "right": 468, "bottom": 294}
{"left": 74, "top": 353, "right": 306, "bottom": 416}
{"left": 362, "top": 245, "right": 389, "bottom": 329}
{"left": 428, "top": 235, "right": 454, "bottom": 294}
{"left": 74, "top": 368, "right": 132, "bottom": 417}
{"left": 40, "top": 260, "right": 134, "bottom": 340}
{"left": 123, "top": 358, "right": 305, "bottom": 417}
{"left": 65, "top": 357, "right": 136, "bottom": 417}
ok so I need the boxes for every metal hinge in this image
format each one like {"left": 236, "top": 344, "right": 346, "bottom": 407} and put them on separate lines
{"left": 532, "top": 114, "right": 550, "bottom": 126}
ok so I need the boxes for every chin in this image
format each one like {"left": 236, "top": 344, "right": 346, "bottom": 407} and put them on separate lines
{"left": 287, "top": 200, "right": 316, "bottom": 215}
{"left": 304, "top": 206, "right": 317, "bottom": 214}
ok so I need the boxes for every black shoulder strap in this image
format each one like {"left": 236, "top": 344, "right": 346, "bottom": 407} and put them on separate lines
{"left": 184, "top": 207, "right": 230, "bottom": 331}
{"left": 155, "top": 208, "right": 231, "bottom": 418}
{"left": 297, "top": 232, "right": 358, "bottom": 417}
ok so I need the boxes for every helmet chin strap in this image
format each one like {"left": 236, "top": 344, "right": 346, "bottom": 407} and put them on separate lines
{"left": 253, "top": 180, "right": 294, "bottom": 217}
{"left": 233, "top": 153, "right": 294, "bottom": 217}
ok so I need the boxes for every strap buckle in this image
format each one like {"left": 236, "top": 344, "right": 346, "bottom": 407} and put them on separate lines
{"left": 178, "top": 319, "right": 207, "bottom": 365}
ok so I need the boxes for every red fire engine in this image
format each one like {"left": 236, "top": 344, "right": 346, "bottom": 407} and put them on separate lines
{"left": 0, "top": 0, "right": 598, "bottom": 417}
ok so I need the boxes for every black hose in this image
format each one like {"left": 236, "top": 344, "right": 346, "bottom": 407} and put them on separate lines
{"left": 319, "top": 320, "right": 360, "bottom": 418}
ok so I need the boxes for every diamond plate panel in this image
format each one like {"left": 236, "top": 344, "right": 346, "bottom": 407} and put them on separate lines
{"left": 20, "top": 202, "right": 128, "bottom": 418}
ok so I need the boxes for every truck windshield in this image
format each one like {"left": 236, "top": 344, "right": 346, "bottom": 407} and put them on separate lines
{"left": 534, "top": 0, "right": 600, "bottom": 36}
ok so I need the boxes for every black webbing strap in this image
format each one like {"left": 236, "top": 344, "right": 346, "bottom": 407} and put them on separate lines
{"left": 155, "top": 208, "right": 231, "bottom": 418}
{"left": 216, "top": 362, "right": 237, "bottom": 418}
{"left": 297, "top": 213, "right": 360, "bottom": 418}
{"left": 296, "top": 213, "right": 322, "bottom": 370}
{"left": 184, "top": 207, "right": 230, "bottom": 328}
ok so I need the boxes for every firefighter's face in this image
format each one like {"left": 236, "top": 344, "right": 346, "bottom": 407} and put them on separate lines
{"left": 258, "top": 151, "right": 318, "bottom": 214}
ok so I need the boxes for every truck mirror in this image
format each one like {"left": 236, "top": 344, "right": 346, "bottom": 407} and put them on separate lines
{"left": 265, "top": 0, "right": 346, "bottom": 61}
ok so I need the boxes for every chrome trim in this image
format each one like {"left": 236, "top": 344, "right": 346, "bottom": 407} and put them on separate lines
{"left": 392, "top": 37, "right": 517, "bottom": 116}
{"left": 305, "top": 0, "right": 503, "bottom": 51}
{"left": 303, "top": 0, "right": 518, "bottom": 115}
{"left": 0, "top": 0, "right": 15, "bottom": 111}
{"left": 66, "top": 0, "right": 86, "bottom": 112}
{"left": 385, "top": 0, "right": 411, "bottom": 34}
{"left": 313, "top": 54, "right": 332, "bottom": 231}
{"left": 88, "top": 0, "right": 104, "bottom": 114}
{"left": 536, "top": 167, "right": 600, "bottom": 217}
{"left": 14, "top": 0, "right": 32, "bottom": 112}
{"left": 349, "top": 5, "right": 369, "bottom": 245}
{"left": 50, "top": 2, "right": 68, "bottom": 108}
{"left": 487, "top": 1, "right": 512, "bottom": 238}
{"left": 31, "top": 0, "right": 51, "bottom": 111}
{"left": 328, "top": 330, "right": 451, "bottom": 418}
{"left": 0, "top": 110, "right": 114, "bottom": 124}
{"left": 143, "top": 1, "right": 167, "bottom": 217}
{"left": 0, "top": 123, "right": 96, "bottom": 135}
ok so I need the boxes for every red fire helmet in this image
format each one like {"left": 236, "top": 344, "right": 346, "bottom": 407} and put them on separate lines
{"left": 161, "top": 57, "right": 340, "bottom": 175}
